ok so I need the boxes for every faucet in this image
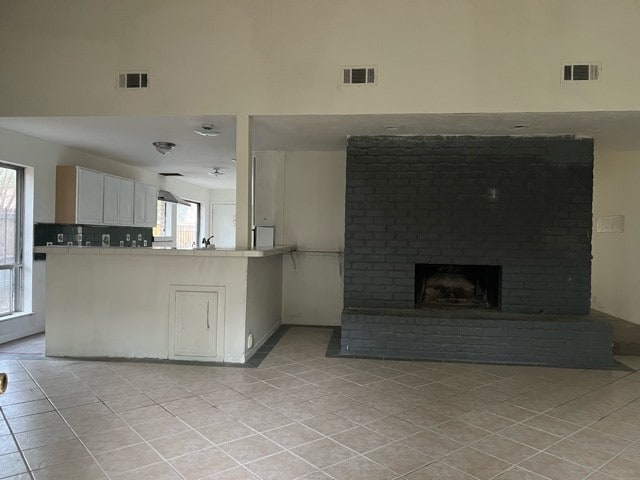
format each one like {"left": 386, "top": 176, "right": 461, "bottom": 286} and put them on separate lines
{"left": 202, "top": 235, "right": 215, "bottom": 247}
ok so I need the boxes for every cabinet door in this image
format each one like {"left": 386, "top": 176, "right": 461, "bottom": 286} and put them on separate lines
{"left": 76, "top": 168, "right": 104, "bottom": 224}
{"left": 133, "top": 182, "right": 147, "bottom": 225}
{"left": 118, "top": 179, "right": 134, "bottom": 225}
{"left": 174, "top": 291, "right": 218, "bottom": 357}
{"left": 145, "top": 185, "right": 158, "bottom": 227}
{"left": 102, "top": 174, "right": 119, "bottom": 225}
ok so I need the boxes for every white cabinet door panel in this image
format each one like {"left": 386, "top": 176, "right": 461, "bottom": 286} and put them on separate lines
{"left": 169, "top": 285, "right": 225, "bottom": 361}
{"left": 145, "top": 185, "right": 158, "bottom": 227}
{"left": 175, "top": 292, "right": 217, "bottom": 357}
{"left": 133, "top": 182, "right": 146, "bottom": 225}
{"left": 76, "top": 168, "right": 104, "bottom": 224}
{"left": 103, "top": 174, "right": 119, "bottom": 225}
{"left": 118, "top": 178, "right": 134, "bottom": 225}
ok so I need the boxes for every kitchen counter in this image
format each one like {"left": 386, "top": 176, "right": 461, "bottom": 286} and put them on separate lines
{"left": 35, "top": 245, "right": 294, "bottom": 257}
{"left": 40, "top": 245, "right": 291, "bottom": 363}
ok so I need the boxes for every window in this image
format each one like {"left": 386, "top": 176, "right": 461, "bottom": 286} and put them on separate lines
{"left": 0, "top": 164, "right": 23, "bottom": 315}
{"left": 176, "top": 201, "right": 200, "bottom": 249}
{"left": 153, "top": 200, "right": 172, "bottom": 240}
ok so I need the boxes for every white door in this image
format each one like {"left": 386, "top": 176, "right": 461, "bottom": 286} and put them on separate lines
{"left": 211, "top": 203, "right": 236, "bottom": 248}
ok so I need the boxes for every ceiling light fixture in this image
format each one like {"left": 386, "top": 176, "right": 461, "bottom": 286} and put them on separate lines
{"left": 152, "top": 141, "right": 176, "bottom": 154}
{"left": 194, "top": 124, "right": 220, "bottom": 137}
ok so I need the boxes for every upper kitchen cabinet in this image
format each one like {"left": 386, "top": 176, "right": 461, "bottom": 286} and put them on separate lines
{"left": 57, "top": 166, "right": 154, "bottom": 226}
{"left": 103, "top": 175, "right": 134, "bottom": 225}
{"left": 56, "top": 166, "right": 104, "bottom": 224}
{"left": 134, "top": 182, "right": 158, "bottom": 227}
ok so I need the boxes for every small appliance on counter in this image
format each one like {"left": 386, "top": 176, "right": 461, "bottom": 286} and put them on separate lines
{"left": 255, "top": 226, "right": 275, "bottom": 248}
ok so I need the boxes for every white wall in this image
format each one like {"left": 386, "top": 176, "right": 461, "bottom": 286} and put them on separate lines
{"left": 0, "top": 127, "right": 213, "bottom": 342}
{"left": 1, "top": 0, "right": 640, "bottom": 117}
{"left": 255, "top": 150, "right": 345, "bottom": 326}
{"left": 246, "top": 255, "right": 283, "bottom": 358}
{"left": 591, "top": 148, "right": 640, "bottom": 325}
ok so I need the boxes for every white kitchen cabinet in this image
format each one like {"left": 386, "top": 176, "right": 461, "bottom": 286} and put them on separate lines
{"left": 134, "top": 182, "right": 158, "bottom": 227}
{"left": 57, "top": 166, "right": 156, "bottom": 227}
{"left": 145, "top": 184, "right": 158, "bottom": 227}
{"left": 118, "top": 178, "right": 134, "bottom": 225}
{"left": 133, "top": 182, "right": 147, "bottom": 226}
{"left": 104, "top": 175, "right": 134, "bottom": 225}
{"left": 103, "top": 174, "right": 119, "bottom": 225}
{"left": 169, "top": 286, "right": 225, "bottom": 361}
{"left": 56, "top": 166, "right": 105, "bottom": 224}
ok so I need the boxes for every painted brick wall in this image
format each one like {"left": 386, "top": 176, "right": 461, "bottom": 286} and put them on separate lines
{"left": 343, "top": 136, "right": 594, "bottom": 314}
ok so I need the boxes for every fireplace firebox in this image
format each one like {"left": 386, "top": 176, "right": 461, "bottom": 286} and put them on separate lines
{"left": 415, "top": 264, "right": 501, "bottom": 309}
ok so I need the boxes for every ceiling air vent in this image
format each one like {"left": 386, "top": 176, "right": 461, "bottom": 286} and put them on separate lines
{"left": 159, "top": 173, "right": 183, "bottom": 177}
{"left": 117, "top": 72, "right": 149, "bottom": 89}
{"left": 562, "top": 63, "right": 600, "bottom": 82}
{"left": 342, "top": 66, "right": 377, "bottom": 85}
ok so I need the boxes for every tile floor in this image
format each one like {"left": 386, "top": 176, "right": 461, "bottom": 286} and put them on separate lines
{"left": 0, "top": 327, "right": 640, "bottom": 479}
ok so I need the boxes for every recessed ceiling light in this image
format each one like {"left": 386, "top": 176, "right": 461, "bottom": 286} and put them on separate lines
{"left": 152, "top": 141, "right": 175, "bottom": 154}
{"left": 194, "top": 124, "right": 220, "bottom": 137}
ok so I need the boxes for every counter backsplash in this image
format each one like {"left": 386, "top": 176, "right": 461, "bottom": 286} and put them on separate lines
{"left": 35, "top": 223, "right": 153, "bottom": 248}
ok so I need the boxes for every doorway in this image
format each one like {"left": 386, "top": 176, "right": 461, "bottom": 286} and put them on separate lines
{"left": 211, "top": 203, "right": 236, "bottom": 248}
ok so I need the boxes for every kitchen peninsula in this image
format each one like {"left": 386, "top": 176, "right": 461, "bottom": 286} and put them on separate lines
{"left": 35, "top": 246, "right": 292, "bottom": 364}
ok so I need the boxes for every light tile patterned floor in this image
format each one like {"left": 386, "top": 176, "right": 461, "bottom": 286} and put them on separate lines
{"left": 0, "top": 327, "right": 640, "bottom": 479}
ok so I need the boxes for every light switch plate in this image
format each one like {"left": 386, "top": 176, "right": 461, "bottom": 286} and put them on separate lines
{"left": 596, "top": 215, "right": 625, "bottom": 233}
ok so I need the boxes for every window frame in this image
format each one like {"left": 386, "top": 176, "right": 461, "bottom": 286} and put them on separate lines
{"left": 152, "top": 200, "right": 174, "bottom": 243}
{"left": 0, "top": 163, "right": 24, "bottom": 316}
{"left": 176, "top": 200, "right": 201, "bottom": 249}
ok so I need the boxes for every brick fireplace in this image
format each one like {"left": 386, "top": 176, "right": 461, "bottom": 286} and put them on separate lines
{"left": 341, "top": 135, "right": 612, "bottom": 367}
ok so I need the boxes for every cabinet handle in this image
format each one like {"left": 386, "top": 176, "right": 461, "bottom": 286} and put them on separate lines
{"left": 206, "top": 301, "right": 210, "bottom": 330}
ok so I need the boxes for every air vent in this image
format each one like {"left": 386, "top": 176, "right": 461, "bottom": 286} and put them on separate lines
{"left": 342, "top": 66, "right": 377, "bottom": 85}
{"left": 562, "top": 63, "right": 601, "bottom": 81}
{"left": 117, "top": 72, "right": 149, "bottom": 89}
{"left": 159, "top": 172, "right": 183, "bottom": 177}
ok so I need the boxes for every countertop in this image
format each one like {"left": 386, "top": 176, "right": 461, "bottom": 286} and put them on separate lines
{"left": 34, "top": 245, "right": 295, "bottom": 258}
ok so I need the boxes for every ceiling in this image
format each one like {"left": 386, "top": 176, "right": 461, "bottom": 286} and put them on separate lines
{"left": 1, "top": 111, "right": 639, "bottom": 190}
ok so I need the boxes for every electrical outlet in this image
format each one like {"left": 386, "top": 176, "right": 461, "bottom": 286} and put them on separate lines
{"left": 76, "top": 233, "right": 82, "bottom": 242}
{"left": 119, "top": 240, "right": 124, "bottom": 247}
{"left": 126, "top": 234, "right": 131, "bottom": 242}
{"left": 143, "top": 240, "right": 147, "bottom": 247}
{"left": 57, "top": 233, "right": 64, "bottom": 243}
{"left": 131, "top": 240, "right": 136, "bottom": 247}
{"left": 46, "top": 242, "right": 53, "bottom": 246}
